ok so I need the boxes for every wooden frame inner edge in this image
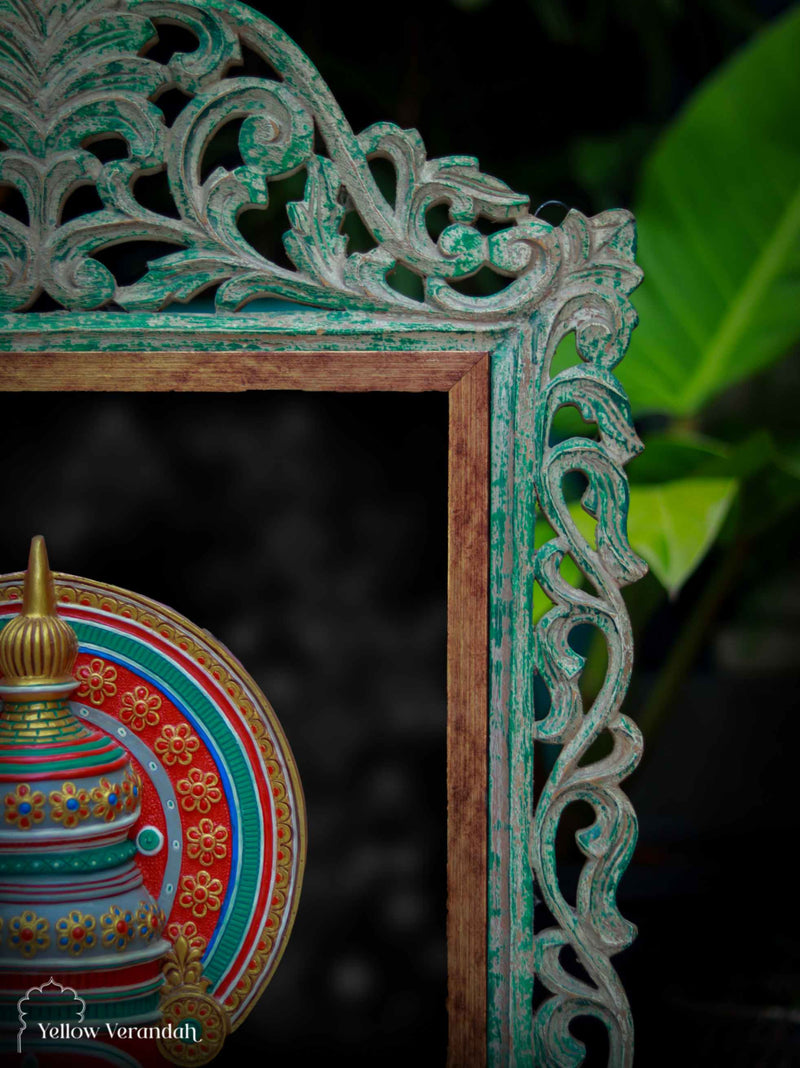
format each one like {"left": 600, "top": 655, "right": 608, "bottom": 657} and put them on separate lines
{"left": 1, "top": 348, "right": 491, "bottom": 1066}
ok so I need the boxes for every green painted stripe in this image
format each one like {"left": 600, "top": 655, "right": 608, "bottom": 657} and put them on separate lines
{"left": 0, "top": 839, "right": 136, "bottom": 875}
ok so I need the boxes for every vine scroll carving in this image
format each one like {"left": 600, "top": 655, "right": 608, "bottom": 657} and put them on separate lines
{"left": 0, "top": 1, "right": 646, "bottom": 1064}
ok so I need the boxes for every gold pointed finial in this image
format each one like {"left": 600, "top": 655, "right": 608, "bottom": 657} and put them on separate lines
{"left": 0, "top": 536, "right": 78, "bottom": 690}
{"left": 22, "top": 535, "right": 58, "bottom": 617}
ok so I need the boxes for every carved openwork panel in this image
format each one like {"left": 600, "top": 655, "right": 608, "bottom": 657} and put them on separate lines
{"left": 0, "top": 2, "right": 646, "bottom": 1064}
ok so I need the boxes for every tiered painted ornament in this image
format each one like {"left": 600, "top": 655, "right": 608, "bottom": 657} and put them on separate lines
{"left": 0, "top": 538, "right": 306, "bottom": 1065}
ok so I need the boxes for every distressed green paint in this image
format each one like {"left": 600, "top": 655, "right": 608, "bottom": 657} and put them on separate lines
{"left": 528, "top": 218, "right": 645, "bottom": 1068}
{"left": 0, "top": 3, "right": 646, "bottom": 1064}
{"left": 488, "top": 326, "right": 537, "bottom": 1065}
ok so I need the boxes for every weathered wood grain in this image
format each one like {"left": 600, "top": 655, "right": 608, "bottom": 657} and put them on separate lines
{"left": 0, "top": 350, "right": 486, "bottom": 392}
{"left": 447, "top": 355, "right": 490, "bottom": 1067}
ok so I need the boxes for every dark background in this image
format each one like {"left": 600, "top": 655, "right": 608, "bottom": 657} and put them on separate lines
{"left": 4, "top": 0, "right": 800, "bottom": 1064}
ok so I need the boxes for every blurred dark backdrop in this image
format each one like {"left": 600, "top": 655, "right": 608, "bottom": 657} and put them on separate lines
{"left": 4, "top": 0, "right": 800, "bottom": 1064}
{"left": 1, "top": 389, "right": 449, "bottom": 1066}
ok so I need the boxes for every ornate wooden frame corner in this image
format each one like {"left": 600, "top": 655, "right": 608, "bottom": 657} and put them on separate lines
{"left": 0, "top": 1, "right": 646, "bottom": 1064}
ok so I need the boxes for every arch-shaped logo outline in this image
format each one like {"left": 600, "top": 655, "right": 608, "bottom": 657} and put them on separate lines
{"left": 17, "top": 977, "right": 86, "bottom": 1053}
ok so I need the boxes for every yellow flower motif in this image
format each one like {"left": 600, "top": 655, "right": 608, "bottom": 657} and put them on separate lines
{"left": 75, "top": 657, "right": 118, "bottom": 706}
{"left": 135, "top": 901, "right": 165, "bottom": 943}
{"left": 119, "top": 684, "right": 161, "bottom": 731}
{"left": 8, "top": 910, "right": 49, "bottom": 957}
{"left": 55, "top": 910, "right": 97, "bottom": 956}
{"left": 100, "top": 905, "right": 134, "bottom": 951}
{"left": 49, "top": 782, "right": 91, "bottom": 828}
{"left": 177, "top": 768, "right": 222, "bottom": 814}
{"left": 186, "top": 819, "right": 228, "bottom": 866}
{"left": 154, "top": 722, "right": 200, "bottom": 767}
{"left": 178, "top": 870, "right": 223, "bottom": 919}
{"left": 4, "top": 783, "right": 45, "bottom": 830}
{"left": 90, "top": 777, "right": 124, "bottom": 822}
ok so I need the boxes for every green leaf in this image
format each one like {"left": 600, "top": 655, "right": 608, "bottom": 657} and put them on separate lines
{"left": 620, "top": 6, "right": 800, "bottom": 417}
{"left": 627, "top": 478, "right": 738, "bottom": 594}
{"left": 627, "top": 432, "right": 728, "bottom": 484}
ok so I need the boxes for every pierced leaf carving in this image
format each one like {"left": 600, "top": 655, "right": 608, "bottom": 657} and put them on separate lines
{"left": 284, "top": 155, "right": 346, "bottom": 286}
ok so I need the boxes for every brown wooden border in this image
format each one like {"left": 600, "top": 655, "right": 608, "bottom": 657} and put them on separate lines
{"left": 0, "top": 349, "right": 490, "bottom": 1065}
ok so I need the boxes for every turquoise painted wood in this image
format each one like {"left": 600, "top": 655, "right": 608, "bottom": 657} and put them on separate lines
{"left": 0, "top": 2, "right": 646, "bottom": 1064}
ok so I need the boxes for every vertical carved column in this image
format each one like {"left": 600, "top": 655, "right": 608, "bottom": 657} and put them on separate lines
{"left": 529, "top": 213, "right": 645, "bottom": 1067}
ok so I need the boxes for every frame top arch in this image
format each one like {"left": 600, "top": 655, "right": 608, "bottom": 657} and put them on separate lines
{"left": 0, "top": 0, "right": 638, "bottom": 329}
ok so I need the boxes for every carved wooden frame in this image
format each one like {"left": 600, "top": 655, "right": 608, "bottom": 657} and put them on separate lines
{"left": 0, "top": 2, "right": 645, "bottom": 1064}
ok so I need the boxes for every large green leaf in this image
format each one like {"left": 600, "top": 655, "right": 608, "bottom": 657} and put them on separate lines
{"left": 620, "top": 6, "right": 800, "bottom": 417}
{"left": 626, "top": 479, "right": 738, "bottom": 595}
{"left": 627, "top": 432, "right": 728, "bottom": 484}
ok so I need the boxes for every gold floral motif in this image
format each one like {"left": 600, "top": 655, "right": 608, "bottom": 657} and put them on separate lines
{"left": 4, "top": 783, "right": 45, "bottom": 830}
{"left": 135, "top": 900, "right": 165, "bottom": 943}
{"left": 120, "top": 769, "right": 142, "bottom": 813}
{"left": 119, "top": 683, "right": 162, "bottom": 730}
{"left": 178, "top": 871, "right": 223, "bottom": 919}
{"left": 75, "top": 656, "right": 117, "bottom": 706}
{"left": 54, "top": 909, "right": 97, "bottom": 956}
{"left": 90, "top": 777, "right": 124, "bottom": 822}
{"left": 8, "top": 910, "right": 50, "bottom": 957}
{"left": 186, "top": 819, "right": 228, "bottom": 866}
{"left": 176, "top": 768, "right": 222, "bottom": 814}
{"left": 155, "top": 722, "right": 200, "bottom": 767}
{"left": 100, "top": 904, "right": 135, "bottom": 951}
{"left": 49, "top": 781, "right": 91, "bottom": 828}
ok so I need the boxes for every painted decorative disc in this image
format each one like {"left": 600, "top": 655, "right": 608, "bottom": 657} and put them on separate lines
{"left": 0, "top": 571, "right": 305, "bottom": 1038}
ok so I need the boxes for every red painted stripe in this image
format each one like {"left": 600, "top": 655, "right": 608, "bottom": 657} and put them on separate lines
{"left": 0, "top": 827, "right": 126, "bottom": 852}
{"left": 0, "top": 959, "right": 162, "bottom": 990}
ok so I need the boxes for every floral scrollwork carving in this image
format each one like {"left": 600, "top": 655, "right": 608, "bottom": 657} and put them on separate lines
{"left": 0, "top": 0, "right": 560, "bottom": 317}
{"left": 530, "top": 211, "right": 645, "bottom": 1066}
